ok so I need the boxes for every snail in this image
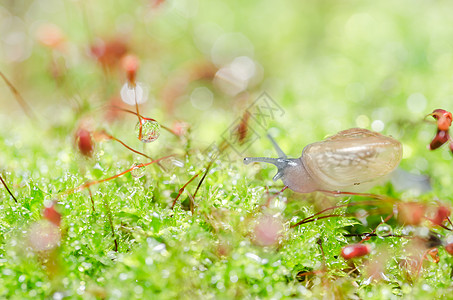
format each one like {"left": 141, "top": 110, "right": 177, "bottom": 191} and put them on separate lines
{"left": 244, "top": 128, "right": 403, "bottom": 193}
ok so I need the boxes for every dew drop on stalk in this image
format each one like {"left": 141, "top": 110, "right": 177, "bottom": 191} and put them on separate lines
{"left": 131, "top": 163, "right": 146, "bottom": 179}
{"left": 402, "top": 225, "right": 416, "bottom": 236}
{"left": 161, "top": 157, "right": 184, "bottom": 171}
{"left": 120, "top": 82, "right": 148, "bottom": 105}
{"left": 376, "top": 223, "right": 393, "bottom": 237}
{"left": 136, "top": 119, "right": 160, "bottom": 143}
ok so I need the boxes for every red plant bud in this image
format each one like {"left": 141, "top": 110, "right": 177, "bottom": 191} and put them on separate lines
{"left": 172, "top": 121, "right": 189, "bottom": 136}
{"left": 341, "top": 244, "right": 371, "bottom": 260}
{"left": 450, "top": 142, "right": 453, "bottom": 154}
{"left": 151, "top": 0, "right": 165, "bottom": 8}
{"left": 254, "top": 215, "right": 283, "bottom": 247}
{"left": 446, "top": 243, "right": 453, "bottom": 255}
{"left": 237, "top": 111, "right": 250, "bottom": 144}
{"left": 431, "top": 109, "right": 453, "bottom": 131}
{"left": 36, "top": 23, "right": 65, "bottom": 50}
{"left": 90, "top": 38, "right": 128, "bottom": 69}
{"left": 397, "top": 202, "right": 426, "bottom": 225}
{"left": 43, "top": 203, "right": 61, "bottom": 227}
{"left": 76, "top": 128, "right": 94, "bottom": 157}
{"left": 121, "top": 54, "right": 140, "bottom": 85}
{"left": 429, "top": 130, "right": 450, "bottom": 150}
{"left": 432, "top": 206, "right": 451, "bottom": 226}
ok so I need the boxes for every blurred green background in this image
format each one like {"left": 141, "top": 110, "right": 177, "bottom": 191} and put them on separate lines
{"left": 2, "top": 0, "right": 453, "bottom": 190}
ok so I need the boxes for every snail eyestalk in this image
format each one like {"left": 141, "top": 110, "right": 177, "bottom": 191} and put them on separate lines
{"left": 267, "top": 134, "right": 287, "bottom": 158}
{"left": 243, "top": 157, "right": 280, "bottom": 165}
{"left": 243, "top": 157, "right": 290, "bottom": 182}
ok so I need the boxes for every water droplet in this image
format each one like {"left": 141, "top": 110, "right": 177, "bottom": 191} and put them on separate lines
{"left": 376, "top": 223, "right": 392, "bottom": 237}
{"left": 130, "top": 163, "right": 145, "bottom": 178}
{"left": 135, "top": 119, "right": 160, "bottom": 143}
{"left": 160, "top": 157, "right": 184, "bottom": 171}
{"left": 120, "top": 82, "right": 149, "bottom": 105}
{"left": 406, "top": 93, "right": 427, "bottom": 113}
{"left": 402, "top": 225, "right": 416, "bottom": 236}
{"left": 190, "top": 87, "right": 213, "bottom": 110}
{"left": 371, "top": 119, "right": 385, "bottom": 132}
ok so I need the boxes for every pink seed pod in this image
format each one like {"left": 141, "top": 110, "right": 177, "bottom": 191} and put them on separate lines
{"left": 445, "top": 243, "right": 453, "bottom": 256}
{"left": 397, "top": 202, "right": 426, "bottom": 225}
{"left": 43, "top": 202, "right": 61, "bottom": 227}
{"left": 253, "top": 215, "right": 283, "bottom": 247}
{"left": 429, "top": 130, "right": 450, "bottom": 150}
{"left": 341, "top": 243, "right": 371, "bottom": 260}
{"left": 75, "top": 128, "right": 94, "bottom": 157}
{"left": 431, "top": 109, "right": 452, "bottom": 131}
{"left": 121, "top": 54, "right": 140, "bottom": 86}
{"left": 36, "top": 23, "right": 65, "bottom": 50}
{"left": 432, "top": 205, "right": 451, "bottom": 226}
{"left": 90, "top": 37, "right": 128, "bottom": 69}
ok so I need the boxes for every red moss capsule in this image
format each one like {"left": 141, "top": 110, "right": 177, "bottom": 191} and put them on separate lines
{"left": 75, "top": 128, "right": 94, "bottom": 157}
{"left": 43, "top": 202, "right": 61, "bottom": 227}
{"left": 397, "top": 202, "right": 426, "bottom": 225}
{"left": 172, "top": 121, "right": 189, "bottom": 137}
{"left": 236, "top": 111, "right": 251, "bottom": 144}
{"left": 121, "top": 54, "right": 140, "bottom": 85}
{"left": 429, "top": 130, "right": 450, "bottom": 150}
{"left": 254, "top": 215, "right": 283, "bottom": 247}
{"left": 90, "top": 37, "right": 128, "bottom": 69}
{"left": 432, "top": 205, "right": 451, "bottom": 226}
{"left": 445, "top": 243, "right": 453, "bottom": 255}
{"left": 36, "top": 23, "right": 65, "bottom": 50}
{"left": 431, "top": 109, "right": 453, "bottom": 131}
{"left": 341, "top": 244, "right": 371, "bottom": 260}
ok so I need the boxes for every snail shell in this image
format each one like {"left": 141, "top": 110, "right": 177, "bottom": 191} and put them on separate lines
{"left": 244, "top": 128, "right": 403, "bottom": 193}
{"left": 302, "top": 128, "right": 402, "bottom": 191}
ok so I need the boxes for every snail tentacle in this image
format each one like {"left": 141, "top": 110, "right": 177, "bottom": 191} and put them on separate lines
{"left": 267, "top": 134, "right": 287, "bottom": 158}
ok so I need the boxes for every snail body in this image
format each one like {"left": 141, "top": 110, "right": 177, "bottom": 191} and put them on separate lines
{"left": 244, "top": 128, "right": 403, "bottom": 193}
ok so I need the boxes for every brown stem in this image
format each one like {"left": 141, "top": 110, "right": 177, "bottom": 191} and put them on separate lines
{"left": 290, "top": 200, "right": 387, "bottom": 228}
{"left": 416, "top": 248, "right": 436, "bottom": 277}
{"left": 424, "top": 217, "right": 453, "bottom": 231}
{"left": 264, "top": 186, "right": 288, "bottom": 207}
{"left": 448, "top": 216, "right": 453, "bottom": 228}
{"left": 359, "top": 212, "right": 394, "bottom": 244}
{"left": 317, "top": 238, "right": 326, "bottom": 271}
{"left": 0, "top": 174, "right": 18, "bottom": 203}
{"left": 343, "top": 233, "right": 408, "bottom": 238}
{"left": 320, "top": 190, "right": 392, "bottom": 201}
{"left": 110, "top": 105, "right": 180, "bottom": 137}
{"left": 101, "top": 130, "right": 153, "bottom": 160}
{"left": 0, "top": 70, "right": 37, "bottom": 121}
{"left": 292, "top": 214, "right": 345, "bottom": 226}
{"left": 296, "top": 270, "right": 324, "bottom": 278}
{"left": 187, "top": 191, "right": 195, "bottom": 215}
{"left": 192, "top": 159, "right": 217, "bottom": 201}
{"left": 111, "top": 105, "right": 155, "bottom": 121}
{"left": 171, "top": 171, "right": 201, "bottom": 209}
{"left": 189, "top": 140, "right": 230, "bottom": 203}
{"left": 62, "top": 155, "right": 173, "bottom": 195}
{"left": 131, "top": 84, "right": 144, "bottom": 141}
{"left": 88, "top": 187, "right": 95, "bottom": 212}
{"left": 103, "top": 195, "right": 118, "bottom": 252}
